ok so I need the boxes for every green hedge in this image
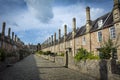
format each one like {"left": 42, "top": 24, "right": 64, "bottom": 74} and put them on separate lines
{"left": 37, "top": 50, "right": 55, "bottom": 56}
{"left": 74, "top": 48, "right": 99, "bottom": 61}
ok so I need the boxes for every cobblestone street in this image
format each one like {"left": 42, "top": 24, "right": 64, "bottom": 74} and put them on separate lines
{"left": 0, "top": 54, "right": 96, "bottom": 80}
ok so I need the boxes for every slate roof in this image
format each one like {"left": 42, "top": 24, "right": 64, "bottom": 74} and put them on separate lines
{"left": 42, "top": 11, "right": 114, "bottom": 48}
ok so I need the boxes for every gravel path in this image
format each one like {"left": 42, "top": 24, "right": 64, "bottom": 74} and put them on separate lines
{"left": 0, "top": 54, "right": 96, "bottom": 80}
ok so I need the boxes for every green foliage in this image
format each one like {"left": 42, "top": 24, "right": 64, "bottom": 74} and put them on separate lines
{"left": 37, "top": 50, "right": 55, "bottom": 56}
{"left": 44, "top": 51, "right": 51, "bottom": 55}
{"left": 99, "top": 38, "right": 119, "bottom": 59}
{"left": 37, "top": 50, "right": 44, "bottom": 55}
{"left": 117, "top": 61, "right": 120, "bottom": 64}
{"left": 59, "top": 53, "right": 64, "bottom": 56}
{"left": 0, "top": 49, "right": 6, "bottom": 61}
{"left": 74, "top": 48, "right": 99, "bottom": 61}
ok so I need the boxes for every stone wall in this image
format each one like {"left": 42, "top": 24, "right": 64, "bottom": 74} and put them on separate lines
{"left": 67, "top": 54, "right": 120, "bottom": 80}
{"left": 39, "top": 54, "right": 120, "bottom": 80}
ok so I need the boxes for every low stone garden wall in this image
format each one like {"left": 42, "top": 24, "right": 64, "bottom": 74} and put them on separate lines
{"left": 39, "top": 54, "right": 120, "bottom": 80}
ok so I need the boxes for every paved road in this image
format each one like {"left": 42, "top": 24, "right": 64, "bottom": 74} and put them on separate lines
{"left": 0, "top": 54, "right": 96, "bottom": 80}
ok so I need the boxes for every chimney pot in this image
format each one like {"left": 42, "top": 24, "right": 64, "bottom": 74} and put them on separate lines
{"left": 8, "top": 28, "right": 11, "bottom": 38}
{"left": 2, "top": 22, "right": 6, "bottom": 36}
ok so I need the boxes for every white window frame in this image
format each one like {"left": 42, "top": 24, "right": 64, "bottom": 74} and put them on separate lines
{"left": 82, "top": 36, "right": 86, "bottom": 45}
{"left": 97, "top": 31, "right": 102, "bottom": 42}
{"left": 109, "top": 27, "right": 116, "bottom": 39}
{"left": 98, "top": 20, "right": 103, "bottom": 29}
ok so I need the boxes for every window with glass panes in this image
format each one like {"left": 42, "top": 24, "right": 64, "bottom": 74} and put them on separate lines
{"left": 97, "top": 31, "right": 102, "bottom": 42}
{"left": 109, "top": 27, "right": 116, "bottom": 39}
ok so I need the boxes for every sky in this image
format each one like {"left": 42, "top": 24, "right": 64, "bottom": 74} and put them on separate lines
{"left": 0, "top": 0, "right": 113, "bottom": 45}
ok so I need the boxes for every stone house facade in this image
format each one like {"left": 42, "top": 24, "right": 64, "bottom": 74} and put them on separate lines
{"left": 0, "top": 22, "right": 24, "bottom": 53}
{"left": 41, "top": 0, "right": 120, "bottom": 60}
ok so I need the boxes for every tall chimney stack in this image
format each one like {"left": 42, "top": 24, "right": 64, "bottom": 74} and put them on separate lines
{"left": 64, "top": 24, "right": 67, "bottom": 41}
{"left": 2, "top": 22, "right": 6, "bottom": 36}
{"left": 58, "top": 29, "right": 61, "bottom": 42}
{"left": 72, "top": 18, "right": 76, "bottom": 57}
{"left": 49, "top": 37, "right": 51, "bottom": 45}
{"left": 72, "top": 18, "right": 76, "bottom": 38}
{"left": 86, "top": 6, "right": 91, "bottom": 32}
{"left": 8, "top": 28, "right": 11, "bottom": 38}
{"left": 51, "top": 35, "right": 53, "bottom": 45}
{"left": 54, "top": 32, "right": 56, "bottom": 45}
{"left": 86, "top": 6, "right": 91, "bottom": 22}
{"left": 114, "top": 0, "right": 119, "bottom": 6}
{"left": 12, "top": 32, "right": 14, "bottom": 40}
{"left": 15, "top": 35, "right": 17, "bottom": 42}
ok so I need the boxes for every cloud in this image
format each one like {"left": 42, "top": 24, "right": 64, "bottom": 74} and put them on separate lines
{"left": 4, "top": 3, "right": 106, "bottom": 44}
{"left": 0, "top": 0, "right": 25, "bottom": 15}
{"left": 0, "top": 0, "right": 109, "bottom": 44}
{"left": 24, "top": 0, "right": 54, "bottom": 23}
{"left": 52, "top": 3, "right": 106, "bottom": 34}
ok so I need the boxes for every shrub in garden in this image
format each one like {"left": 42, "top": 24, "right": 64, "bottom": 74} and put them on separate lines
{"left": 37, "top": 50, "right": 44, "bottom": 55}
{"left": 98, "top": 38, "right": 119, "bottom": 59}
{"left": 0, "top": 49, "right": 6, "bottom": 61}
{"left": 74, "top": 48, "right": 99, "bottom": 61}
{"left": 59, "top": 53, "right": 64, "bottom": 56}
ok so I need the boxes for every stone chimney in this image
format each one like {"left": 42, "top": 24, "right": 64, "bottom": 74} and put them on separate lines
{"left": 51, "top": 35, "right": 53, "bottom": 45}
{"left": 72, "top": 18, "right": 76, "bottom": 38}
{"left": 54, "top": 32, "right": 56, "bottom": 45}
{"left": 12, "top": 32, "right": 14, "bottom": 40}
{"left": 15, "top": 35, "right": 17, "bottom": 42}
{"left": 58, "top": 29, "right": 61, "bottom": 42}
{"left": 64, "top": 24, "right": 67, "bottom": 42}
{"left": 113, "top": 0, "right": 120, "bottom": 60}
{"left": 113, "top": 0, "right": 119, "bottom": 7}
{"left": 72, "top": 18, "right": 76, "bottom": 57}
{"left": 8, "top": 28, "right": 11, "bottom": 38}
{"left": 49, "top": 37, "right": 51, "bottom": 45}
{"left": 86, "top": 6, "right": 91, "bottom": 32}
{"left": 113, "top": 0, "right": 120, "bottom": 22}
{"left": 2, "top": 22, "right": 6, "bottom": 36}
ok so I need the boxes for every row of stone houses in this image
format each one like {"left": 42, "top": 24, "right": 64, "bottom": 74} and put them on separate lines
{"left": 0, "top": 22, "right": 24, "bottom": 53}
{"left": 41, "top": 0, "right": 120, "bottom": 60}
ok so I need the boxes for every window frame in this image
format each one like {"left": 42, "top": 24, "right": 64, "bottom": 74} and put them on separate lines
{"left": 82, "top": 36, "right": 86, "bottom": 45}
{"left": 98, "top": 20, "right": 103, "bottom": 29}
{"left": 97, "top": 31, "right": 102, "bottom": 42}
{"left": 109, "top": 27, "right": 116, "bottom": 39}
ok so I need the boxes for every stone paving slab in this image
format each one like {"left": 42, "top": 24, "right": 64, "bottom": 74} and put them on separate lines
{"left": 0, "top": 54, "right": 96, "bottom": 80}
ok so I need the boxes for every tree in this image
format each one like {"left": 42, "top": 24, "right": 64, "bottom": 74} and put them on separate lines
{"left": 99, "top": 35, "right": 120, "bottom": 59}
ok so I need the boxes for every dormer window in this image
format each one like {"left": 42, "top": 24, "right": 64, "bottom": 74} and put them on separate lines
{"left": 98, "top": 20, "right": 103, "bottom": 28}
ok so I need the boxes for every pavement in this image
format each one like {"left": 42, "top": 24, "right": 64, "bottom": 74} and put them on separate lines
{"left": 0, "top": 54, "right": 96, "bottom": 80}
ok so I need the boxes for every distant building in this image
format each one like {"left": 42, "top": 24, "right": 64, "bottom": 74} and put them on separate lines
{"left": 28, "top": 44, "right": 37, "bottom": 53}
{"left": 0, "top": 22, "right": 24, "bottom": 52}
{"left": 41, "top": 0, "right": 120, "bottom": 60}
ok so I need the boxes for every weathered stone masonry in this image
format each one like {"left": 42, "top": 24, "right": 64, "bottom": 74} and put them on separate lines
{"left": 0, "top": 22, "right": 24, "bottom": 53}
{"left": 41, "top": 0, "right": 120, "bottom": 60}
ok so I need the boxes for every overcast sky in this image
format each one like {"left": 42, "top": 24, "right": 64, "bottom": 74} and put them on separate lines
{"left": 0, "top": 0, "right": 113, "bottom": 45}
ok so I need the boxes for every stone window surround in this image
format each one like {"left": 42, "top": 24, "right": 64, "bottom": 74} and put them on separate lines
{"left": 97, "top": 31, "right": 102, "bottom": 42}
{"left": 109, "top": 26, "right": 116, "bottom": 39}
{"left": 82, "top": 36, "right": 86, "bottom": 45}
